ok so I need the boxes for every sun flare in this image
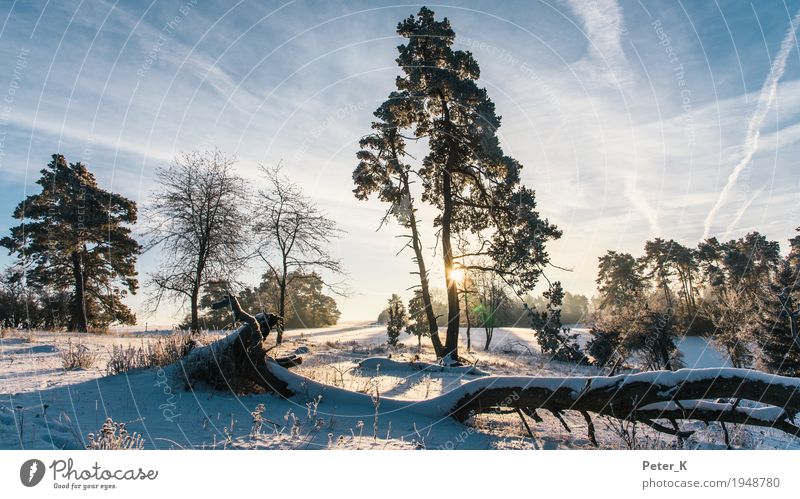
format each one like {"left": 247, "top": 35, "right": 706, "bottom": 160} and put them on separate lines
{"left": 449, "top": 267, "right": 465, "bottom": 284}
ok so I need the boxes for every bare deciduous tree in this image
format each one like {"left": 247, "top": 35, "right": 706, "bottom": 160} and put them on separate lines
{"left": 473, "top": 269, "right": 507, "bottom": 351}
{"left": 144, "top": 150, "right": 249, "bottom": 333}
{"left": 252, "top": 164, "right": 344, "bottom": 343}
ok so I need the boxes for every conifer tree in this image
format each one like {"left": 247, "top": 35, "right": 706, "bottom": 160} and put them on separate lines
{"left": 354, "top": 97, "right": 444, "bottom": 355}
{"left": 756, "top": 260, "right": 800, "bottom": 376}
{"left": 386, "top": 293, "right": 407, "bottom": 346}
{"left": 358, "top": 7, "right": 561, "bottom": 362}
{"left": 528, "top": 283, "right": 585, "bottom": 363}
{"left": 1, "top": 154, "right": 140, "bottom": 331}
{"left": 406, "top": 289, "right": 430, "bottom": 348}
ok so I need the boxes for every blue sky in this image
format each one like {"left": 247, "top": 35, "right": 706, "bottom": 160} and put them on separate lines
{"left": 0, "top": 0, "right": 799, "bottom": 325}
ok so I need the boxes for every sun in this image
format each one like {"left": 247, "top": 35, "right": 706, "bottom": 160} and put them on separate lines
{"left": 449, "top": 267, "right": 465, "bottom": 285}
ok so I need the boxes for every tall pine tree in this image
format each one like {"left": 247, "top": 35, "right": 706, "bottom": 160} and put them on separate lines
{"left": 358, "top": 7, "right": 560, "bottom": 362}
{"left": 1, "top": 154, "right": 140, "bottom": 331}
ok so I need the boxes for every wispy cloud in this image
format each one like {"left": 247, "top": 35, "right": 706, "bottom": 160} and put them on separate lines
{"left": 702, "top": 10, "right": 800, "bottom": 239}
{"left": 565, "top": 0, "right": 632, "bottom": 87}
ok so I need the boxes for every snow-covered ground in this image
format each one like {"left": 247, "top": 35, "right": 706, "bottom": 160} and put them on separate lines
{"left": 0, "top": 325, "right": 796, "bottom": 450}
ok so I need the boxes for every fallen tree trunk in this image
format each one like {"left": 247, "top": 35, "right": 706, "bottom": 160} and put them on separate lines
{"left": 178, "top": 296, "right": 298, "bottom": 397}
{"left": 441, "top": 369, "right": 800, "bottom": 441}
{"left": 178, "top": 297, "right": 800, "bottom": 444}
{"left": 259, "top": 360, "right": 800, "bottom": 442}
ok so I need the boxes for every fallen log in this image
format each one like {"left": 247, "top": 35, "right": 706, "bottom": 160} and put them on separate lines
{"left": 261, "top": 360, "right": 800, "bottom": 442}
{"left": 177, "top": 298, "right": 800, "bottom": 444}
{"left": 178, "top": 295, "right": 296, "bottom": 396}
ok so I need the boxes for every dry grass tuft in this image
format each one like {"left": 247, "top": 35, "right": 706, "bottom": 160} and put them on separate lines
{"left": 60, "top": 338, "right": 98, "bottom": 370}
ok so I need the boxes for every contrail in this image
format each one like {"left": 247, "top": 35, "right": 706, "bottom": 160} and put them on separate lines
{"left": 723, "top": 185, "right": 765, "bottom": 238}
{"left": 624, "top": 176, "right": 661, "bottom": 235}
{"left": 702, "top": 11, "right": 800, "bottom": 239}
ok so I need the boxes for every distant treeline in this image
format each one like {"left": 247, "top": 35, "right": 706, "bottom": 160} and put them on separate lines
{"left": 377, "top": 288, "right": 591, "bottom": 327}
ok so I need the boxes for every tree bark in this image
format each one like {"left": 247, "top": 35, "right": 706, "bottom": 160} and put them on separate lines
{"left": 190, "top": 249, "right": 206, "bottom": 334}
{"left": 441, "top": 172, "right": 460, "bottom": 362}
{"left": 190, "top": 287, "right": 200, "bottom": 333}
{"left": 445, "top": 369, "right": 800, "bottom": 430}
{"left": 70, "top": 250, "right": 88, "bottom": 332}
{"left": 439, "top": 95, "right": 461, "bottom": 363}
{"left": 254, "top": 358, "right": 800, "bottom": 442}
{"left": 463, "top": 284, "right": 471, "bottom": 352}
{"left": 403, "top": 174, "right": 444, "bottom": 357}
{"left": 277, "top": 272, "right": 286, "bottom": 344}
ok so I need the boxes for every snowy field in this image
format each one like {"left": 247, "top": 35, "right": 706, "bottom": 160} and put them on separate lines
{"left": 0, "top": 324, "right": 795, "bottom": 450}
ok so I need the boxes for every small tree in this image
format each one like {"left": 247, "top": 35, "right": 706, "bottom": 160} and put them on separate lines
{"left": 262, "top": 271, "right": 341, "bottom": 329}
{"left": 406, "top": 289, "right": 430, "bottom": 348}
{"left": 528, "top": 283, "right": 585, "bottom": 363}
{"left": 253, "top": 165, "right": 344, "bottom": 343}
{"left": 145, "top": 150, "right": 249, "bottom": 333}
{"left": 474, "top": 271, "right": 507, "bottom": 351}
{"left": 386, "top": 294, "right": 406, "bottom": 346}
{"left": 586, "top": 325, "right": 623, "bottom": 368}
{"left": 756, "top": 261, "right": 800, "bottom": 376}
{"left": 639, "top": 238, "right": 677, "bottom": 308}
{"left": 596, "top": 251, "right": 646, "bottom": 312}
{"left": 697, "top": 233, "right": 780, "bottom": 367}
{"left": 355, "top": 97, "right": 443, "bottom": 356}
{"left": 1, "top": 154, "right": 140, "bottom": 331}
{"left": 591, "top": 250, "right": 649, "bottom": 369}
{"left": 628, "top": 309, "right": 681, "bottom": 371}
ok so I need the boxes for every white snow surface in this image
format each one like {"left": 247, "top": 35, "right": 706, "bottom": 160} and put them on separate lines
{"left": 1, "top": 325, "right": 798, "bottom": 450}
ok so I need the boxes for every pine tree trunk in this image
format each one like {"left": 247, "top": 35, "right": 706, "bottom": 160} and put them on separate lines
{"left": 441, "top": 169, "right": 460, "bottom": 362}
{"left": 463, "top": 286, "right": 471, "bottom": 352}
{"left": 439, "top": 95, "right": 461, "bottom": 363}
{"left": 70, "top": 251, "right": 88, "bottom": 332}
{"left": 405, "top": 180, "right": 444, "bottom": 357}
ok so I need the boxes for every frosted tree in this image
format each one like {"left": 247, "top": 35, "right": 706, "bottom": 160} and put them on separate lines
{"left": 145, "top": 150, "right": 249, "bottom": 333}
{"left": 386, "top": 294, "right": 407, "bottom": 346}
{"left": 697, "top": 233, "right": 780, "bottom": 367}
{"left": 253, "top": 165, "right": 344, "bottom": 343}
{"left": 354, "top": 97, "right": 444, "bottom": 356}
{"left": 757, "top": 260, "right": 800, "bottom": 376}
{"left": 406, "top": 289, "right": 430, "bottom": 348}
{"left": 528, "top": 283, "right": 585, "bottom": 363}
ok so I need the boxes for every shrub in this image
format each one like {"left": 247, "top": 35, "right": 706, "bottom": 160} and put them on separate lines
{"left": 105, "top": 331, "right": 211, "bottom": 375}
{"left": 386, "top": 294, "right": 406, "bottom": 346}
{"left": 86, "top": 418, "right": 144, "bottom": 450}
{"left": 60, "top": 339, "right": 97, "bottom": 370}
{"left": 105, "top": 345, "right": 147, "bottom": 375}
{"left": 586, "top": 326, "right": 623, "bottom": 367}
